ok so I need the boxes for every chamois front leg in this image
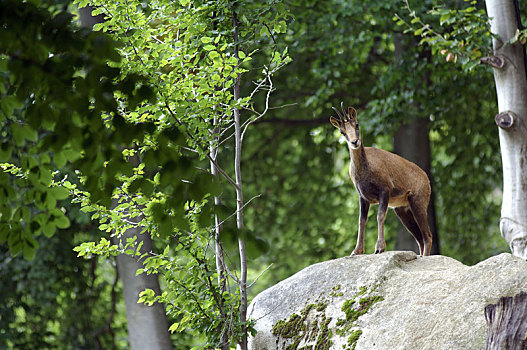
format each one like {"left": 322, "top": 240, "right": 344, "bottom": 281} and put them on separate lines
{"left": 374, "top": 192, "right": 389, "bottom": 254}
{"left": 352, "top": 196, "right": 370, "bottom": 255}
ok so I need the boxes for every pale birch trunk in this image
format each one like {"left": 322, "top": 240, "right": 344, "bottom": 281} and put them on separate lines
{"left": 210, "top": 123, "right": 230, "bottom": 350}
{"left": 233, "top": 7, "right": 248, "bottom": 349}
{"left": 485, "top": 0, "right": 527, "bottom": 259}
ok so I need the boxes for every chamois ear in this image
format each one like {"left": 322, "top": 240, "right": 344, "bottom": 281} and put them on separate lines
{"left": 348, "top": 107, "right": 357, "bottom": 121}
{"left": 330, "top": 116, "right": 341, "bottom": 128}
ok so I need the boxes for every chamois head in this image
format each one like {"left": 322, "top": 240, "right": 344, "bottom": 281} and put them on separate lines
{"left": 330, "top": 103, "right": 361, "bottom": 149}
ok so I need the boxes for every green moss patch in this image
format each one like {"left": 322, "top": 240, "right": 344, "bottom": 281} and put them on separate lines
{"left": 272, "top": 300, "right": 332, "bottom": 350}
{"left": 270, "top": 285, "right": 383, "bottom": 350}
{"left": 336, "top": 286, "right": 383, "bottom": 350}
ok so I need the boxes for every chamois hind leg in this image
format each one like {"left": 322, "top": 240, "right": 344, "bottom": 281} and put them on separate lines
{"left": 374, "top": 192, "right": 389, "bottom": 254}
{"left": 408, "top": 194, "right": 433, "bottom": 256}
{"left": 394, "top": 206, "right": 425, "bottom": 255}
{"left": 352, "top": 196, "right": 370, "bottom": 255}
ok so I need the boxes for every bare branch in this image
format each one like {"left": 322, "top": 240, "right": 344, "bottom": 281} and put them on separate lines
{"left": 268, "top": 103, "right": 298, "bottom": 110}
{"left": 248, "top": 264, "right": 273, "bottom": 289}
{"left": 209, "top": 153, "right": 239, "bottom": 191}
{"left": 253, "top": 116, "right": 329, "bottom": 127}
{"left": 248, "top": 68, "right": 272, "bottom": 101}
{"left": 217, "top": 194, "right": 262, "bottom": 228}
{"left": 241, "top": 72, "right": 273, "bottom": 142}
{"left": 223, "top": 262, "right": 240, "bottom": 284}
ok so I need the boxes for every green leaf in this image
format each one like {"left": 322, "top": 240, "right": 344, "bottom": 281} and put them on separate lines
{"left": 38, "top": 168, "right": 52, "bottom": 186}
{"left": 50, "top": 186, "right": 70, "bottom": 200}
{"left": 0, "top": 95, "right": 21, "bottom": 118}
{"left": 42, "top": 222, "right": 56, "bottom": 238}
{"left": 23, "top": 125, "right": 38, "bottom": 142}
{"left": 0, "top": 225, "right": 9, "bottom": 243}
{"left": 274, "top": 20, "right": 286, "bottom": 33}
{"left": 439, "top": 14, "right": 451, "bottom": 25}
{"left": 62, "top": 149, "right": 81, "bottom": 163}
{"left": 0, "top": 142, "right": 11, "bottom": 161}
{"left": 93, "top": 22, "right": 104, "bottom": 31}
{"left": 169, "top": 322, "right": 179, "bottom": 333}
{"left": 54, "top": 151, "right": 66, "bottom": 168}
{"left": 23, "top": 237, "right": 38, "bottom": 260}
{"left": 54, "top": 212, "right": 71, "bottom": 229}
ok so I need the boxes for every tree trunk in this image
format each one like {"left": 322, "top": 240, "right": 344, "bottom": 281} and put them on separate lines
{"left": 210, "top": 123, "right": 229, "bottom": 350}
{"left": 485, "top": 0, "right": 527, "bottom": 259}
{"left": 485, "top": 292, "right": 527, "bottom": 350}
{"left": 79, "top": 9, "right": 172, "bottom": 349}
{"left": 78, "top": 6, "right": 105, "bottom": 29}
{"left": 114, "top": 225, "right": 173, "bottom": 350}
{"left": 232, "top": 7, "right": 248, "bottom": 349}
{"left": 393, "top": 118, "right": 439, "bottom": 255}
{"left": 392, "top": 34, "right": 440, "bottom": 255}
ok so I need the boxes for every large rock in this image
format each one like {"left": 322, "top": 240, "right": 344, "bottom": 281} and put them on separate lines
{"left": 247, "top": 251, "right": 527, "bottom": 350}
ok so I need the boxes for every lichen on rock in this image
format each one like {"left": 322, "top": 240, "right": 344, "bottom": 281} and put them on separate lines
{"left": 335, "top": 286, "right": 383, "bottom": 350}
{"left": 270, "top": 285, "right": 383, "bottom": 350}
{"left": 271, "top": 300, "right": 333, "bottom": 350}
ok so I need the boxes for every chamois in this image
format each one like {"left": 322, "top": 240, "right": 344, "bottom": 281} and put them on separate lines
{"left": 330, "top": 103, "right": 433, "bottom": 256}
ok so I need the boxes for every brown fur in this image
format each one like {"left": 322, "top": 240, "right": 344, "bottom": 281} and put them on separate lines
{"left": 330, "top": 105, "right": 433, "bottom": 256}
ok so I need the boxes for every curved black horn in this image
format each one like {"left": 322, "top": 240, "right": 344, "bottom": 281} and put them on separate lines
{"left": 332, "top": 106, "right": 344, "bottom": 121}
{"left": 340, "top": 101, "right": 348, "bottom": 121}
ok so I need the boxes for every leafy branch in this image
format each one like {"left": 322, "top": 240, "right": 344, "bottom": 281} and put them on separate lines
{"left": 395, "top": 0, "right": 494, "bottom": 71}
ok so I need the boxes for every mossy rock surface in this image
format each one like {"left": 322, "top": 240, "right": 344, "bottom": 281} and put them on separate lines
{"left": 247, "top": 251, "right": 527, "bottom": 350}
{"left": 270, "top": 284, "right": 382, "bottom": 349}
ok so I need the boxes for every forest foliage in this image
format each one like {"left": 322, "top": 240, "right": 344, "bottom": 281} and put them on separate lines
{"left": 0, "top": 0, "right": 521, "bottom": 348}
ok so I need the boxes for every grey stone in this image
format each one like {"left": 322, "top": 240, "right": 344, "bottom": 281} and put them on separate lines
{"left": 247, "top": 251, "right": 527, "bottom": 350}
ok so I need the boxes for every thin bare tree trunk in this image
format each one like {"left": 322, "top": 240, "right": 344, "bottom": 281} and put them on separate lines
{"left": 210, "top": 121, "right": 229, "bottom": 350}
{"left": 209, "top": 8, "right": 230, "bottom": 345}
{"left": 231, "top": 5, "right": 248, "bottom": 349}
{"left": 485, "top": 0, "right": 527, "bottom": 259}
{"left": 209, "top": 122, "right": 222, "bottom": 279}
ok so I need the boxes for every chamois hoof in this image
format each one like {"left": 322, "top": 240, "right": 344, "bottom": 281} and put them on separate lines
{"left": 350, "top": 249, "right": 364, "bottom": 256}
{"left": 374, "top": 240, "right": 386, "bottom": 254}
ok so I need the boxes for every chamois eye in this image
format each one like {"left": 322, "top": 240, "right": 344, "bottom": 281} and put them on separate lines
{"left": 355, "top": 123, "right": 359, "bottom": 129}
